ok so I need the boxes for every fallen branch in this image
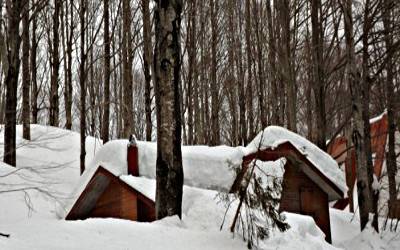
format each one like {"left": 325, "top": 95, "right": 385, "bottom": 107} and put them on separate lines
{"left": 0, "top": 232, "right": 10, "bottom": 238}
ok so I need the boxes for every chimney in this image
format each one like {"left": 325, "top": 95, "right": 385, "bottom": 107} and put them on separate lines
{"left": 127, "top": 135, "right": 139, "bottom": 176}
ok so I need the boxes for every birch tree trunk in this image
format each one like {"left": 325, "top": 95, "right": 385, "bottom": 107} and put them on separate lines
{"left": 154, "top": 0, "right": 184, "bottom": 219}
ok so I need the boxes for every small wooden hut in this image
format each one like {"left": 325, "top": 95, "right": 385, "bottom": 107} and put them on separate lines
{"left": 231, "top": 141, "right": 345, "bottom": 243}
{"left": 66, "top": 141, "right": 156, "bottom": 222}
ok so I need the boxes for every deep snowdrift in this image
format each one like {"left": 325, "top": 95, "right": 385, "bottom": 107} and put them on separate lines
{"left": 0, "top": 125, "right": 398, "bottom": 250}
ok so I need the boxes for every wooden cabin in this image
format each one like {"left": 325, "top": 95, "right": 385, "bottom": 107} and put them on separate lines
{"left": 328, "top": 113, "right": 390, "bottom": 212}
{"left": 231, "top": 142, "right": 345, "bottom": 243}
{"left": 66, "top": 129, "right": 345, "bottom": 243}
{"left": 66, "top": 140, "right": 156, "bottom": 222}
{"left": 65, "top": 166, "right": 155, "bottom": 221}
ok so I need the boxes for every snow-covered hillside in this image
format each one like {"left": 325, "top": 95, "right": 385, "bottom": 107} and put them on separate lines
{"left": 0, "top": 125, "right": 399, "bottom": 250}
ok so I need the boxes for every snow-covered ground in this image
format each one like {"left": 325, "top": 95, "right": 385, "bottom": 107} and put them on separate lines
{"left": 0, "top": 125, "right": 399, "bottom": 249}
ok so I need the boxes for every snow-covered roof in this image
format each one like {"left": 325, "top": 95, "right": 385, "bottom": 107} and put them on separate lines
{"left": 120, "top": 175, "right": 155, "bottom": 201}
{"left": 136, "top": 141, "right": 244, "bottom": 191}
{"left": 369, "top": 110, "right": 387, "bottom": 124}
{"left": 243, "top": 126, "right": 348, "bottom": 195}
{"left": 63, "top": 126, "right": 347, "bottom": 218}
{"left": 62, "top": 140, "right": 243, "bottom": 218}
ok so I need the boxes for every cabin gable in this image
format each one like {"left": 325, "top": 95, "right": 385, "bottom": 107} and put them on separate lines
{"left": 66, "top": 167, "right": 155, "bottom": 222}
{"left": 280, "top": 163, "right": 331, "bottom": 243}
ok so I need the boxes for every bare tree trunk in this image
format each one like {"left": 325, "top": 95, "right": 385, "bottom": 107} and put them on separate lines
{"left": 3, "top": 0, "right": 23, "bottom": 166}
{"left": 101, "top": 0, "right": 111, "bottom": 143}
{"left": 253, "top": 0, "right": 266, "bottom": 129}
{"left": 382, "top": 0, "right": 397, "bottom": 214}
{"left": 142, "top": 0, "right": 152, "bottom": 142}
{"left": 65, "top": 0, "right": 73, "bottom": 130}
{"left": 198, "top": 0, "right": 206, "bottom": 144}
{"left": 31, "top": 1, "right": 38, "bottom": 124}
{"left": 311, "top": 0, "right": 326, "bottom": 149}
{"left": 122, "top": 0, "right": 134, "bottom": 138}
{"left": 343, "top": 0, "right": 375, "bottom": 232}
{"left": 186, "top": 0, "right": 196, "bottom": 145}
{"left": 237, "top": 2, "right": 247, "bottom": 145}
{"left": 88, "top": 34, "right": 95, "bottom": 137}
{"left": 245, "top": 0, "right": 255, "bottom": 141}
{"left": 22, "top": 0, "right": 30, "bottom": 140}
{"left": 360, "top": 0, "right": 378, "bottom": 232}
{"left": 49, "top": 0, "right": 60, "bottom": 127}
{"left": 278, "top": 0, "right": 296, "bottom": 132}
{"left": 154, "top": 0, "right": 184, "bottom": 219}
{"left": 227, "top": 0, "right": 238, "bottom": 145}
{"left": 80, "top": 0, "right": 86, "bottom": 174}
{"left": 210, "top": 0, "right": 220, "bottom": 146}
{"left": 266, "top": 0, "right": 278, "bottom": 126}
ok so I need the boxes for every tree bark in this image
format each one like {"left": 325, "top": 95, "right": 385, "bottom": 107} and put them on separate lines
{"left": 237, "top": 2, "right": 247, "bottom": 145}
{"left": 64, "top": 0, "right": 73, "bottom": 130}
{"left": 382, "top": 0, "right": 397, "bottom": 214}
{"left": 49, "top": 0, "right": 60, "bottom": 127}
{"left": 80, "top": 0, "right": 86, "bottom": 174}
{"left": 311, "top": 0, "right": 326, "bottom": 150}
{"left": 101, "top": 0, "right": 111, "bottom": 143}
{"left": 22, "top": 0, "right": 30, "bottom": 140}
{"left": 253, "top": 0, "right": 266, "bottom": 129}
{"left": 31, "top": 1, "right": 38, "bottom": 124}
{"left": 210, "top": 0, "right": 220, "bottom": 146}
{"left": 142, "top": 0, "right": 152, "bottom": 142}
{"left": 154, "top": 0, "right": 184, "bottom": 219}
{"left": 4, "top": 0, "right": 23, "bottom": 166}
{"left": 343, "top": 0, "right": 375, "bottom": 231}
{"left": 122, "top": 0, "right": 134, "bottom": 138}
{"left": 186, "top": 0, "right": 196, "bottom": 145}
{"left": 266, "top": 0, "right": 279, "bottom": 126}
{"left": 360, "top": 0, "right": 378, "bottom": 232}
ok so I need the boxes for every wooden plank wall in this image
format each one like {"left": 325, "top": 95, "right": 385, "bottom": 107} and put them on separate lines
{"left": 279, "top": 163, "right": 332, "bottom": 243}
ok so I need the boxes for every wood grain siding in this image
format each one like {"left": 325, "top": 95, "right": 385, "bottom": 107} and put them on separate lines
{"left": 280, "top": 163, "right": 331, "bottom": 243}
{"left": 231, "top": 142, "right": 344, "bottom": 200}
{"left": 66, "top": 171, "right": 111, "bottom": 220}
{"left": 91, "top": 174, "right": 138, "bottom": 220}
{"left": 66, "top": 166, "right": 156, "bottom": 222}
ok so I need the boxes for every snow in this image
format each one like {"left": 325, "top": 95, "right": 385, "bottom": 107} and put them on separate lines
{"left": 372, "top": 174, "right": 380, "bottom": 192}
{"left": 1, "top": 125, "right": 399, "bottom": 250}
{"left": 121, "top": 175, "right": 337, "bottom": 250}
{"left": 244, "top": 126, "right": 348, "bottom": 194}
{"left": 330, "top": 208, "right": 400, "bottom": 250}
{"left": 120, "top": 175, "right": 155, "bottom": 201}
{"left": 369, "top": 110, "right": 387, "bottom": 124}
{"left": 84, "top": 139, "right": 243, "bottom": 192}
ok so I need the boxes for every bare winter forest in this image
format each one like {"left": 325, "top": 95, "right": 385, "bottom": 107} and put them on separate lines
{"left": 1, "top": 0, "right": 400, "bottom": 249}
